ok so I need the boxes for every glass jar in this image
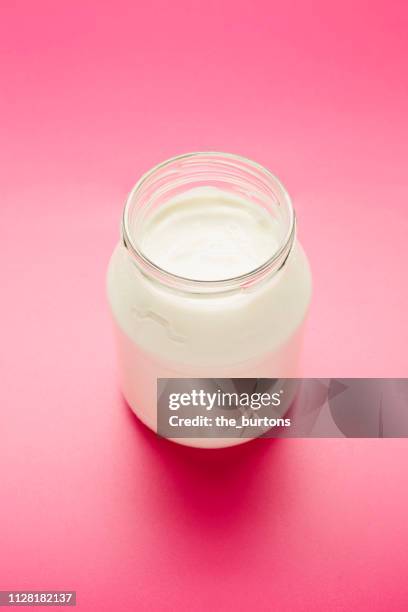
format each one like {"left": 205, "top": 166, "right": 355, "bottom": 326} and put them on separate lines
{"left": 107, "top": 152, "right": 312, "bottom": 447}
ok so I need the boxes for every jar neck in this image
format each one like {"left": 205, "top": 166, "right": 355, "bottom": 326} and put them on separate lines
{"left": 121, "top": 152, "right": 296, "bottom": 295}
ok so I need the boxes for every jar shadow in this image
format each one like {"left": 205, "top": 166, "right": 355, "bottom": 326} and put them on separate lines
{"left": 122, "top": 396, "right": 288, "bottom": 534}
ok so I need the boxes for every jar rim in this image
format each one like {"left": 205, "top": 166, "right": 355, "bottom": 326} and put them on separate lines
{"left": 122, "top": 151, "right": 296, "bottom": 294}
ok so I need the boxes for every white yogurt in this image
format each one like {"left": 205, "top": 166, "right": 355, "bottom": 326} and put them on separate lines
{"left": 107, "top": 154, "right": 312, "bottom": 448}
{"left": 139, "top": 188, "right": 281, "bottom": 281}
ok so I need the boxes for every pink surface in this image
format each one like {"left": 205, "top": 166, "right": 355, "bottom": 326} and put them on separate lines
{"left": 1, "top": 1, "right": 408, "bottom": 610}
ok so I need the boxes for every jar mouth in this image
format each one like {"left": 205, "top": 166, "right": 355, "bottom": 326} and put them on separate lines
{"left": 122, "top": 152, "right": 296, "bottom": 294}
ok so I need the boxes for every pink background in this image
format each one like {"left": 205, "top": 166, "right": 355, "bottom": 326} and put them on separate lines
{"left": 1, "top": 1, "right": 408, "bottom": 610}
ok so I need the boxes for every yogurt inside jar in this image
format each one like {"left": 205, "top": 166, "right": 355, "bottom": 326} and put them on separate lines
{"left": 139, "top": 187, "right": 282, "bottom": 281}
{"left": 107, "top": 152, "right": 312, "bottom": 448}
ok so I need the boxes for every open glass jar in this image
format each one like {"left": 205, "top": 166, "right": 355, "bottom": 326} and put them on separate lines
{"left": 107, "top": 152, "right": 312, "bottom": 447}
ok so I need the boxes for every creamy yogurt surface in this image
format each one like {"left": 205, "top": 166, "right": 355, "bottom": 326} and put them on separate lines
{"left": 138, "top": 188, "right": 281, "bottom": 281}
